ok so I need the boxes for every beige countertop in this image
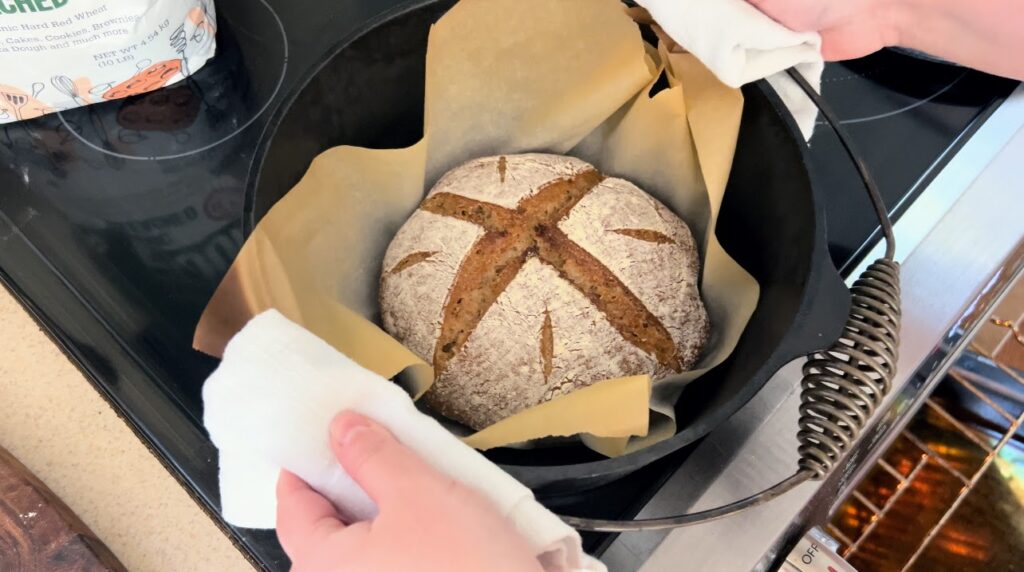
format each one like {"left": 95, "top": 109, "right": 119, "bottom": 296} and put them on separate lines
{"left": 0, "top": 286, "right": 255, "bottom": 572}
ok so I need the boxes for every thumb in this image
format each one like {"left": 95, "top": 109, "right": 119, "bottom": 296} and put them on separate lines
{"left": 329, "top": 411, "right": 455, "bottom": 508}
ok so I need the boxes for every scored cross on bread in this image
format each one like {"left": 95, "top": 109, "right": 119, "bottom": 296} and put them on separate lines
{"left": 381, "top": 154, "right": 709, "bottom": 429}
{"left": 417, "top": 168, "right": 685, "bottom": 377}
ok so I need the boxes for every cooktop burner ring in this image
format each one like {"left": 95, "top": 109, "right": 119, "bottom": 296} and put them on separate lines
{"left": 54, "top": 0, "right": 289, "bottom": 162}
{"left": 815, "top": 51, "right": 973, "bottom": 128}
{"left": 837, "top": 70, "right": 968, "bottom": 125}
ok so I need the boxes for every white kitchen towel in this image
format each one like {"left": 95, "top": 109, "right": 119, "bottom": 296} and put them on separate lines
{"left": 636, "top": 0, "right": 824, "bottom": 139}
{"left": 203, "top": 310, "right": 606, "bottom": 572}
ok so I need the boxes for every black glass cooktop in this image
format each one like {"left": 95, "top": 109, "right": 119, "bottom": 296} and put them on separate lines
{"left": 0, "top": 0, "right": 1017, "bottom": 569}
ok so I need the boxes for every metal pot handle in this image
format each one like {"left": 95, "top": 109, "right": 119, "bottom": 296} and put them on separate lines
{"left": 561, "top": 68, "right": 902, "bottom": 532}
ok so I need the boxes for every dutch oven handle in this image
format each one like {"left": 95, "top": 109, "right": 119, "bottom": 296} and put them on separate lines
{"left": 561, "top": 68, "right": 903, "bottom": 532}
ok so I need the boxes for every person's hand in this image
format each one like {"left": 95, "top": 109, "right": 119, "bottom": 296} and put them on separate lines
{"left": 275, "top": 412, "right": 544, "bottom": 572}
{"left": 747, "top": 0, "right": 907, "bottom": 61}
{"left": 749, "top": 0, "right": 1024, "bottom": 80}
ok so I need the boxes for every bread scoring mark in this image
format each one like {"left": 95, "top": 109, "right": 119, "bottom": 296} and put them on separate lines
{"left": 425, "top": 170, "right": 600, "bottom": 376}
{"left": 498, "top": 155, "right": 508, "bottom": 183}
{"left": 611, "top": 228, "right": 675, "bottom": 245}
{"left": 422, "top": 193, "right": 518, "bottom": 230}
{"left": 432, "top": 233, "right": 532, "bottom": 376}
{"left": 540, "top": 308, "right": 554, "bottom": 384}
{"left": 422, "top": 167, "right": 683, "bottom": 378}
{"left": 537, "top": 227, "right": 683, "bottom": 372}
{"left": 388, "top": 251, "right": 439, "bottom": 275}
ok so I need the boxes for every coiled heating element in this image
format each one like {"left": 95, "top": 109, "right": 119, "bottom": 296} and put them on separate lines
{"left": 561, "top": 68, "right": 902, "bottom": 532}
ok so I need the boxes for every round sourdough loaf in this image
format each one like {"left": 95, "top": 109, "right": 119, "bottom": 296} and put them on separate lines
{"left": 380, "top": 154, "right": 709, "bottom": 430}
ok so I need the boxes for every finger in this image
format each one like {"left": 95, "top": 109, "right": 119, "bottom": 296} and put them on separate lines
{"left": 746, "top": 0, "right": 825, "bottom": 33}
{"left": 275, "top": 470, "right": 345, "bottom": 557}
{"left": 330, "top": 411, "right": 455, "bottom": 508}
{"left": 820, "top": 20, "right": 894, "bottom": 61}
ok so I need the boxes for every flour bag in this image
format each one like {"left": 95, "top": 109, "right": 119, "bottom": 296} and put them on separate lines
{"left": 0, "top": 0, "right": 216, "bottom": 124}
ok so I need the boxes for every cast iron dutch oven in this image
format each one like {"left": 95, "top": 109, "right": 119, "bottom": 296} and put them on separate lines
{"left": 244, "top": 0, "right": 851, "bottom": 494}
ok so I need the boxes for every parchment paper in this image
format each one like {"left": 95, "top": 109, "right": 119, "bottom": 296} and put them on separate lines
{"left": 195, "top": 0, "right": 759, "bottom": 455}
